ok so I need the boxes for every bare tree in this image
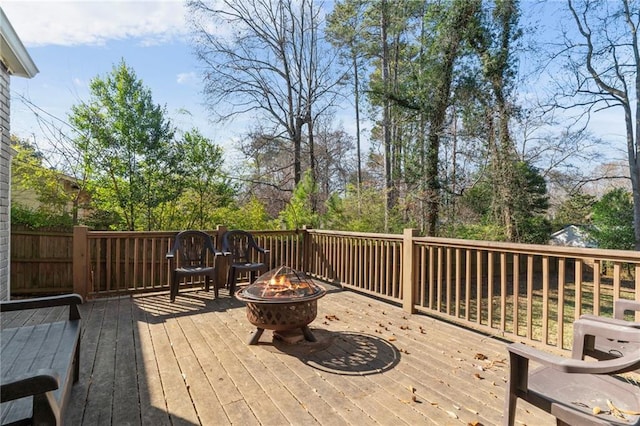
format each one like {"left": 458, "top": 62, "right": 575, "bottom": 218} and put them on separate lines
{"left": 188, "top": 0, "right": 341, "bottom": 189}
{"left": 553, "top": 0, "right": 640, "bottom": 249}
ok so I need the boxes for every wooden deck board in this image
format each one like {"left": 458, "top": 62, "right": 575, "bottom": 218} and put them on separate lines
{"left": 2, "top": 284, "right": 557, "bottom": 425}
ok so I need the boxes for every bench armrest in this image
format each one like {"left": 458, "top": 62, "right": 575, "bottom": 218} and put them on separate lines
{"left": 0, "top": 294, "right": 83, "bottom": 320}
{"left": 1, "top": 369, "right": 60, "bottom": 402}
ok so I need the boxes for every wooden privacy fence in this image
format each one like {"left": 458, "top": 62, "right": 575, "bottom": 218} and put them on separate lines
{"left": 11, "top": 225, "right": 640, "bottom": 351}
{"left": 10, "top": 226, "right": 74, "bottom": 295}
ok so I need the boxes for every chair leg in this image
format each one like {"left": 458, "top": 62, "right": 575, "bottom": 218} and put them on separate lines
{"left": 226, "top": 266, "right": 233, "bottom": 290}
{"left": 170, "top": 272, "right": 178, "bottom": 302}
{"left": 210, "top": 274, "right": 219, "bottom": 298}
{"left": 229, "top": 268, "right": 237, "bottom": 297}
{"left": 205, "top": 275, "right": 210, "bottom": 292}
{"left": 503, "top": 388, "right": 518, "bottom": 426}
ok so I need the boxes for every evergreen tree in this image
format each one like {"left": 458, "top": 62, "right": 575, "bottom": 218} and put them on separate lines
{"left": 590, "top": 188, "right": 635, "bottom": 250}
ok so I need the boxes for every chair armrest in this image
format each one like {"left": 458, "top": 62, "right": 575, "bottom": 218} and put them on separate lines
{"left": 0, "top": 294, "right": 83, "bottom": 320}
{"left": 1, "top": 369, "right": 60, "bottom": 402}
{"left": 509, "top": 342, "right": 640, "bottom": 375}
{"left": 577, "top": 314, "right": 635, "bottom": 327}
{"left": 615, "top": 299, "right": 640, "bottom": 320}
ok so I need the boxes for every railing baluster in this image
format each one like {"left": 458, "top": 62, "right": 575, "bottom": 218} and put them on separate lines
{"left": 557, "top": 258, "right": 565, "bottom": 348}
{"left": 526, "top": 255, "right": 533, "bottom": 340}
{"left": 513, "top": 253, "right": 519, "bottom": 337}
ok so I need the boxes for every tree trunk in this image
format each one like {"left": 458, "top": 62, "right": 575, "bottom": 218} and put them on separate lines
{"left": 381, "top": 0, "right": 393, "bottom": 231}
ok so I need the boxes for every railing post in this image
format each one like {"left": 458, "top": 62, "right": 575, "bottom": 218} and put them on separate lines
{"left": 402, "top": 228, "right": 418, "bottom": 313}
{"left": 215, "top": 225, "right": 228, "bottom": 291}
{"left": 302, "top": 226, "right": 312, "bottom": 274}
{"left": 73, "top": 225, "right": 89, "bottom": 300}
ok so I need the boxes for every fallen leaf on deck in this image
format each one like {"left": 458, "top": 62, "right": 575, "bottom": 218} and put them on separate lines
{"left": 474, "top": 353, "right": 488, "bottom": 360}
{"left": 607, "top": 399, "right": 640, "bottom": 416}
{"left": 474, "top": 373, "right": 484, "bottom": 380}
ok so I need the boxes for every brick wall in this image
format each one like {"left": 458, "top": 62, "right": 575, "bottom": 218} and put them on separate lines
{"left": 0, "top": 62, "right": 10, "bottom": 300}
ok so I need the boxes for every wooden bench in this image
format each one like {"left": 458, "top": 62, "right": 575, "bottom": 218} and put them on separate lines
{"left": 1, "top": 294, "right": 83, "bottom": 426}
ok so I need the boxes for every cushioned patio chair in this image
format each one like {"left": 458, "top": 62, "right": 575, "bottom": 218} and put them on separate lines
{"left": 166, "top": 230, "right": 222, "bottom": 302}
{"left": 573, "top": 299, "right": 640, "bottom": 361}
{"left": 221, "top": 230, "right": 270, "bottom": 296}
{"left": 504, "top": 317, "right": 640, "bottom": 426}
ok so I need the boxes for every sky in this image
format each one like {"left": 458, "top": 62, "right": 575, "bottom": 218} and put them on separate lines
{"left": 3, "top": 0, "right": 244, "bottom": 158}
{"left": 2, "top": 0, "right": 631, "bottom": 171}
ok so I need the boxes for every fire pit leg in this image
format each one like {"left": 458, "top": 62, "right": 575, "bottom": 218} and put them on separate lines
{"left": 248, "top": 327, "right": 264, "bottom": 345}
{"left": 301, "top": 326, "right": 316, "bottom": 342}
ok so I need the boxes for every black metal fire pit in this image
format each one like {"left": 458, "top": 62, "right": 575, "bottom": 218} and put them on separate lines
{"left": 235, "top": 266, "right": 326, "bottom": 345}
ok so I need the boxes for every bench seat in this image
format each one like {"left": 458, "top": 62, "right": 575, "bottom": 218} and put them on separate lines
{"left": 1, "top": 294, "right": 82, "bottom": 426}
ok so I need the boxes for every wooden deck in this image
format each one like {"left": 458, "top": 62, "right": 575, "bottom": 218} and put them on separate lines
{"left": 1, "top": 283, "right": 556, "bottom": 425}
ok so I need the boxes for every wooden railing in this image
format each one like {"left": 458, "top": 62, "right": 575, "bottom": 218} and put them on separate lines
{"left": 15, "top": 225, "right": 639, "bottom": 351}
{"left": 304, "top": 229, "right": 640, "bottom": 350}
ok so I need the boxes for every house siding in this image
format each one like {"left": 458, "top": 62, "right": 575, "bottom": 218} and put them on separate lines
{"left": 0, "top": 61, "right": 10, "bottom": 300}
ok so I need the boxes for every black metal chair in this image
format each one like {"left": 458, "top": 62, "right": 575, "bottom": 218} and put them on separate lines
{"left": 166, "top": 230, "right": 222, "bottom": 302}
{"left": 221, "top": 230, "right": 270, "bottom": 296}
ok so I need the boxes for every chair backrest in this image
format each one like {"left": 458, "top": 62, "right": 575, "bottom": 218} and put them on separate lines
{"left": 222, "top": 230, "right": 262, "bottom": 264}
{"left": 170, "top": 230, "right": 216, "bottom": 267}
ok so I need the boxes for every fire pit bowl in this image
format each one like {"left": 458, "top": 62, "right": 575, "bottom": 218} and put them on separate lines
{"left": 235, "top": 266, "right": 326, "bottom": 345}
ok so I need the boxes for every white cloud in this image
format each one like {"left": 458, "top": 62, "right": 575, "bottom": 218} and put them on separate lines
{"left": 72, "top": 77, "right": 85, "bottom": 87}
{"left": 176, "top": 71, "right": 196, "bottom": 85}
{"left": 2, "top": 0, "right": 188, "bottom": 47}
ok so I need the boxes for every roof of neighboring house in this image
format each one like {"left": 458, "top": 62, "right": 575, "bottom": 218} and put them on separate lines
{"left": 0, "top": 7, "right": 38, "bottom": 78}
{"left": 549, "top": 224, "right": 597, "bottom": 248}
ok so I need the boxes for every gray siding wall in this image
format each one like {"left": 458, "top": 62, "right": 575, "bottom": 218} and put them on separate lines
{"left": 0, "top": 62, "right": 10, "bottom": 300}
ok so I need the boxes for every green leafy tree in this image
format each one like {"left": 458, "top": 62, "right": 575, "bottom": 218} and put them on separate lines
{"left": 511, "top": 161, "right": 551, "bottom": 244}
{"left": 11, "top": 137, "right": 75, "bottom": 217}
{"left": 210, "top": 198, "right": 276, "bottom": 231}
{"left": 11, "top": 205, "right": 74, "bottom": 229}
{"left": 455, "top": 161, "right": 550, "bottom": 243}
{"left": 163, "top": 129, "right": 235, "bottom": 230}
{"left": 590, "top": 188, "right": 635, "bottom": 250}
{"left": 69, "top": 60, "right": 177, "bottom": 230}
{"left": 279, "top": 170, "right": 319, "bottom": 229}
{"left": 323, "top": 185, "right": 405, "bottom": 233}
